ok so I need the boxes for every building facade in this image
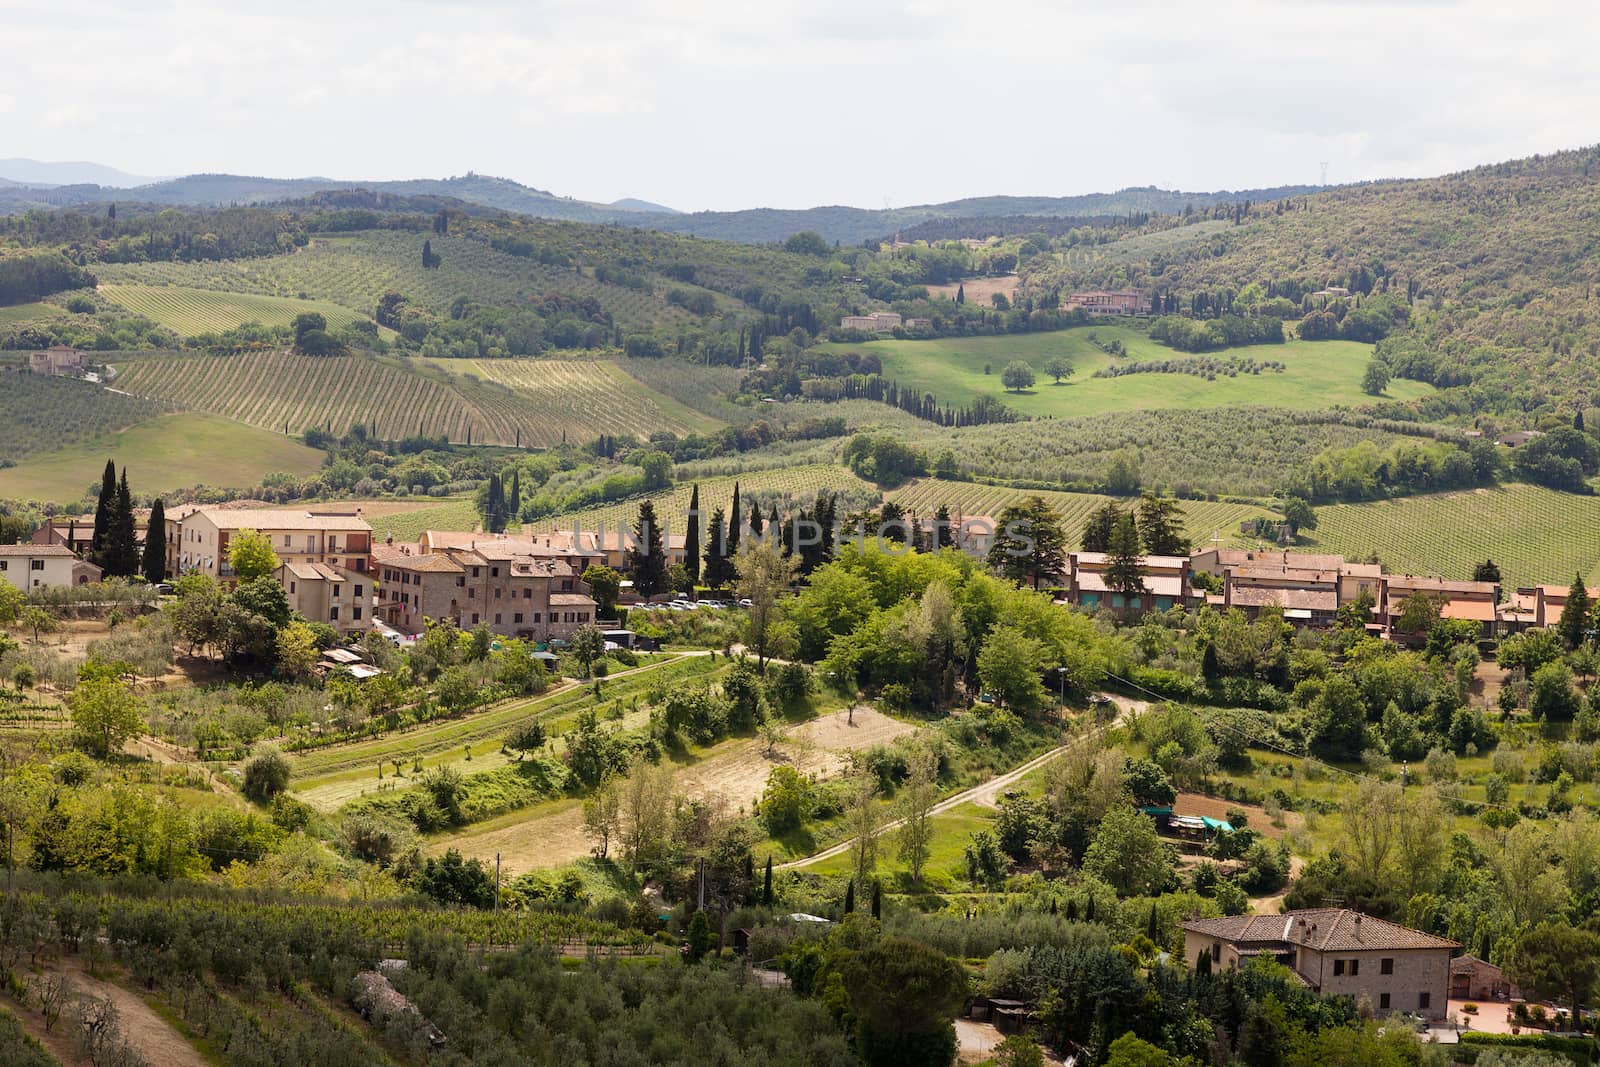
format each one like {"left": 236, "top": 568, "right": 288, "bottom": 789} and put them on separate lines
{"left": 176, "top": 508, "right": 373, "bottom": 583}
{"left": 1065, "top": 290, "right": 1150, "bottom": 315}
{"left": 277, "top": 561, "right": 368, "bottom": 634}
{"left": 28, "top": 345, "right": 86, "bottom": 376}
{"left": 1182, "top": 910, "right": 1456, "bottom": 1021}
{"left": 0, "top": 544, "right": 78, "bottom": 589}
{"left": 375, "top": 541, "right": 597, "bottom": 642}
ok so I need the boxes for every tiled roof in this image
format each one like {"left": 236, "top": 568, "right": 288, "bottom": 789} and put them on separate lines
{"left": 197, "top": 508, "right": 372, "bottom": 532}
{"left": 550, "top": 592, "right": 597, "bottom": 606}
{"left": 1229, "top": 586, "right": 1337, "bottom": 612}
{"left": 0, "top": 544, "right": 76, "bottom": 557}
{"left": 1073, "top": 551, "right": 1190, "bottom": 569}
{"left": 1182, "top": 909, "right": 1457, "bottom": 951}
{"left": 1385, "top": 575, "right": 1497, "bottom": 596}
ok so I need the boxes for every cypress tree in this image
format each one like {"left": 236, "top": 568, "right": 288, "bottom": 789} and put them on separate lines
{"left": 871, "top": 880, "right": 882, "bottom": 920}
{"left": 1196, "top": 949, "right": 1212, "bottom": 977}
{"left": 768, "top": 504, "right": 779, "bottom": 533}
{"left": 762, "top": 856, "right": 773, "bottom": 907}
{"left": 1147, "top": 904, "right": 1160, "bottom": 943}
{"left": 1066, "top": 899, "right": 1078, "bottom": 921}
{"left": 728, "top": 483, "right": 741, "bottom": 554}
{"left": 1577, "top": 409, "right": 1588, "bottom": 433}
{"left": 748, "top": 499, "right": 764, "bottom": 537}
{"left": 1086, "top": 895, "right": 1096, "bottom": 922}
{"left": 703, "top": 508, "right": 731, "bottom": 588}
{"left": 142, "top": 498, "right": 167, "bottom": 584}
{"left": 108, "top": 469, "right": 138, "bottom": 577}
{"left": 91, "top": 459, "right": 116, "bottom": 560}
{"left": 1558, "top": 572, "right": 1591, "bottom": 649}
{"left": 684, "top": 484, "right": 701, "bottom": 585}
{"left": 843, "top": 880, "right": 855, "bottom": 914}
{"left": 510, "top": 468, "right": 522, "bottom": 516}
{"left": 629, "top": 500, "right": 669, "bottom": 596}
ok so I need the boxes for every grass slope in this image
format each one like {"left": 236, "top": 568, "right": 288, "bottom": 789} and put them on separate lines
{"left": 0, "top": 301, "right": 64, "bottom": 326}
{"left": 110, "top": 350, "right": 716, "bottom": 447}
{"left": 99, "top": 283, "right": 375, "bottom": 337}
{"left": 0, "top": 367, "right": 174, "bottom": 462}
{"left": 1306, "top": 482, "right": 1600, "bottom": 590}
{"left": 824, "top": 325, "right": 1431, "bottom": 419}
{"left": 0, "top": 412, "right": 324, "bottom": 501}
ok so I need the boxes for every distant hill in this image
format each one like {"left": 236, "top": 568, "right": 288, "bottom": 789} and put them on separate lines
{"left": 611, "top": 198, "right": 679, "bottom": 214}
{"left": 624, "top": 185, "right": 1330, "bottom": 245}
{"left": 0, "top": 158, "right": 162, "bottom": 187}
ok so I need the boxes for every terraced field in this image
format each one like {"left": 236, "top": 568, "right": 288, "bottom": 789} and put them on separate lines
{"left": 533, "top": 464, "right": 882, "bottom": 533}
{"left": 109, "top": 351, "right": 718, "bottom": 446}
{"left": 94, "top": 231, "right": 698, "bottom": 329}
{"left": 98, "top": 284, "right": 375, "bottom": 336}
{"left": 889, "top": 479, "right": 1274, "bottom": 541}
{"left": 1306, "top": 482, "right": 1600, "bottom": 590}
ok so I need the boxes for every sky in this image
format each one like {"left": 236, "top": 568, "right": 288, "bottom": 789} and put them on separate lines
{"left": 6, "top": 0, "right": 1600, "bottom": 212}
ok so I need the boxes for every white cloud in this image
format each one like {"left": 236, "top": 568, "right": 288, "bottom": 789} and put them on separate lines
{"left": 3, "top": 0, "right": 1599, "bottom": 209}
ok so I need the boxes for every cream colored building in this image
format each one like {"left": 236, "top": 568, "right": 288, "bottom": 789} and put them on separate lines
{"left": 375, "top": 541, "right": 597, "bottom": 641}
{"left": 277, "top": 561, "right": 368, "bottom": 634}
{"left": 176, "top": 508, "right": 373, "bottom": 583}
{"left": 0, "top": 544, "right": 77, "bottom": 589}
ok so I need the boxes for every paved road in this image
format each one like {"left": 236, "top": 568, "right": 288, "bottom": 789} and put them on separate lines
{"left": 776, "top": 694, "right": 1142, "bottom": 871}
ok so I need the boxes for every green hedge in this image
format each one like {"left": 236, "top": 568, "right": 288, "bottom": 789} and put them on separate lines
{"left": 1457, "top": 1031, "right": 1595, "bottom": 1065}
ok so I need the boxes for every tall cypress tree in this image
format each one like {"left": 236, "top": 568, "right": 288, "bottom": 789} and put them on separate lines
{"left": 142, "top": 498, "right": 167, "bottom": 584}
{"left": 684, "top": 484, "right": 701, "bottom": 586}
{"left": 728, "top": 483, "right": 741, "bottom": 555}
{"left": 762, "top": 856, "right": 773, "bottom": 907}
{"left": 1558, "top": 573, "right": 1591, "bottom": 649}
{"left": 748, "top": 499, "right": 764, "bottom": 537}
{"left": 510, "top": 469, "right": 522, "bottom": 517}
{"left": 106, "top": 469, "right": 138, "bottom": 577}
{"left": 629, "top": 500, "right": 669, "bottom": 596}
{"left": 704, "top": 507, "right": 732, "bottom": 588}
{"left": 91, "top": 459, "right": 116, "bottom": 560}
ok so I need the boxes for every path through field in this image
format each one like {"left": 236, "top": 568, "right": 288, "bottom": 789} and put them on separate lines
{"left": 7, "top": 964, "right": 214, "bottom": 1067}
{"left": 435, "top": 706, "right": 918, "bottom": 873}
{"left": 779, "top": 695, "right": 1140, "bottom": 870}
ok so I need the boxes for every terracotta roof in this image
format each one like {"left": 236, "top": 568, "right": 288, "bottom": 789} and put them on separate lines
{"left": 550, "top": 592, "right": 597, "bottom": 606}
{"left": 1073, "top": 552, "right": 1189, "bottom": 570}
{"left": 0, "top": 544, "right": 76, "bottom": 557}
{"left": 1440, "top": 599, "right": 1497, "bottom": 622}
{"left": 1182, "top": 909, "right": 1457, "bottom": 952}
{"left": 1231, "top": 565, "right": 1341, "bottom": 583}
{"left": 196, "top": 508, "right": 372, "bottom": 532}
{"left": 1385, "top": 575, "right": 1497, "bottom": 596}
{"left": 1076, "top": 572, "right": 1187, "bottom": 598}
{"left": 397, "top": 555, "right": 466, "bottom": 574}
{"left": 1229, "top": 586, "right": 1337, "bottom": 612}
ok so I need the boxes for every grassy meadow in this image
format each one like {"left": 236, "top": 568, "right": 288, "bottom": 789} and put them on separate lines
{"left": 0, "top": 412, "right": 324, "bottom": 501}
{"left": 821, "top": 325, "right": 1432, "bottom": 418}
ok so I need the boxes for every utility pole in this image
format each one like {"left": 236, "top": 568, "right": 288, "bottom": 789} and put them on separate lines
{"left": 494, "top": 853, "right": 501, "bottom": 910}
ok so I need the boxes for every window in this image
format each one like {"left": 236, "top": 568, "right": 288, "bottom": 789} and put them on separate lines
{"left": 330, "top": 606, "right": 340, "bottom": 620}
{"left": 1418, "top": 992, "right": 1430, "bottom": 1009}
{"left": 532, "top": 612, "right": 541, "bottom": 623}
{"left": 495, "top": 588, "right": 502, "bottom": 598}
{"left": 491, "top": 566, "right": 499, "bottom": 578}
{"left": 471, "top": 613, "right": 480, "bottom": 624}
{"left": 354, "top": 559, "right": 366, "bottom": 573}
{"left": 1333, "top": 960, "right": 1345, "bottom": 977}
{"left": 514, "top": 613, "right": 524, "bottom": 624}
{"left": 353, "top": 606, "right": 362, "bottom": 620}
{"left": 31, "top": 559, "right": 44, "bottom": 571}
{"left": 354, "top": 585, "right": 363, "bottom": 598}
{"left": 494, "top": 613, "right": 502, "bottom": 625}
{"left": 471, "top": 567, "right": 481, "bottom": 578}
{"left": 1379, "top": 994, "right": 1390, "bottom": 1010}
{"left": 1211, "top": 944, "right": 1221, "bottom": 963}
{"left": 1380, "top": 958, "right": 1394, "bottom": 975}
{"left": 333, "top": 585, "right": 341, "bottom": 596}
{"left": 522, "top": 588, "right": 531, "bottom": 599}
{"left": 468, "top": 588, "right": 476, "bottom": 598}
{"left": 1349, "top": 960, "right": 1359, "bottom": 977}
{"left": 289, "top": 581, "right": 297, "bottom": 594}
{"left": 0, "top": 561, "right": 7, "bottom": 571}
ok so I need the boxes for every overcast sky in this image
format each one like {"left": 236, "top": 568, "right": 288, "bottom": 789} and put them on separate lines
{"left": 6, "top": 0, "right": 1599, "bottom": 212}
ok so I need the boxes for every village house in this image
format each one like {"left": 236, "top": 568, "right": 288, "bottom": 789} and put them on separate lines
{"left": 175, "top": 508, "right": 373, "bottom": 584}
{"left": 1191, "top": 550, "right": 1383, "bottom": 628}
{"left": 1066, "top": 552, "right": 1196, "bottom": 615}
{"left": 374, "top": 539, "right": 597, "bottom": 642}
{"left": 0, "top": 544, "right": 79, "bottom": 589}
{"left": 1381, "top": 574, "right": 1500, "bottom": 638}
{"left": 27, "top": 344, "right": 86, "bottom": 376}
{"left": 839, "top": 311, "right": 903, "bottom": 332}
{"left": 1181, "top": 909, "right": 1457, "bottom": 1021}
{"left": 277, "top": 560, "right": 367, "bottom": 634}
{"left": 1449, "top": 956, "right": 1517, "bottom": 1002}
{"left": 1498, "top": 584, "right": 1570, "bottom": 634}
{"left": 1064, "top": 290, "right": 1150, "bottom": 316}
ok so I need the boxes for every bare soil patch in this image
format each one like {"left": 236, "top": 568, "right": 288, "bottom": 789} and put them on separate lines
{"left": 924, "top": 275, "right": 1019, "bottom": 305}
{"left": 437, "top": 707, "right": 920, "bottom": 873}
{"left": 4, "top": 963, "right": 212, "bottom": 1067}
{"left": 1174, "top": 791, "right": 1302, "bottom": 838}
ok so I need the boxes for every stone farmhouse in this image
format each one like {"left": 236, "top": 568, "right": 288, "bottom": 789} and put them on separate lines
{"left": 839, "top": 312, "right": 903, "bottom": 332}
{"left": 1064, "top": 290, "right": 1151, "bottom": 315}
{"left": 28, "top": 344, "right": 86, "bottom": 376}
{"left": 1181, "top": 909, "right": 1457, "bottom": 1020}
{"left": 374, "top": 537, "right": 598, "bottom": 642}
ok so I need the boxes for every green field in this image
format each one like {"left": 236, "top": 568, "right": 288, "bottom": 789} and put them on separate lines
{"left": 888, "top": 479, "right": 1273, "bottom": 539}
{"left": 1306, "top": 482, "right": 1600, "bottom": 590}
{"left": 822, "top": 326, "right": 1432, "bottom": 418}
{"left": 99, "top": 283, "right": 377, "bottom": 337}
{"left": 110, "top": 350, "right": 716, "bottom": 447}
{"left": 0, "top": 412, "right": 325, "bottom": 502}
{"left": 0, "top": 301, "right": 64, "bottom": 326}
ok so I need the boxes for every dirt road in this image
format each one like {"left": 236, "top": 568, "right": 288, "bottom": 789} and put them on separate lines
{"left": 778, "top": 695, "right": 1139, "bottom": 870}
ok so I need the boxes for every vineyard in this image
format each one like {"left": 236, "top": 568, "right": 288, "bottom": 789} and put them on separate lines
{"left": 109, "top": 350, "right": 717, "bottom": 446}
{"left": 0, "top": 412, "right": 326, "bottom": 502}
{"left": 94, "top": 231, "right": 701, "bottom": 329}
{"left": 888, "top": 479, "right": 1274, "bottom": 541}
{"left": 433, "top": 357, "right": 723, "bottom": 435}
{"left": 533, "top": 464, "right": 882, "bottom": 533}
{"left": 0, "top": 367, "right": 174, "bottom": 461}
{"left": 1306, "top": 482, "right": 1600, "bottom": 590}
{"left": 98, "top": 283, "right": 376, "bottom": 337}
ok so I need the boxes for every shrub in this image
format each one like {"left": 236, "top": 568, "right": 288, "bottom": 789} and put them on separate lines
{"left": 240, "top": 746, "right": 291, "bottom": 802}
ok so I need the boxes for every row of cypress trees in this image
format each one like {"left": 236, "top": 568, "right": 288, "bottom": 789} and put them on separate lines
{"left": 90, "top": 460, "right": 165, "bottom": 584}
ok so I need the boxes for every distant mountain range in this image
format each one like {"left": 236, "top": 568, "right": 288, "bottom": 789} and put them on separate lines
{"left": 0, "top": 160, "right": 1326, "bottom": 244}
